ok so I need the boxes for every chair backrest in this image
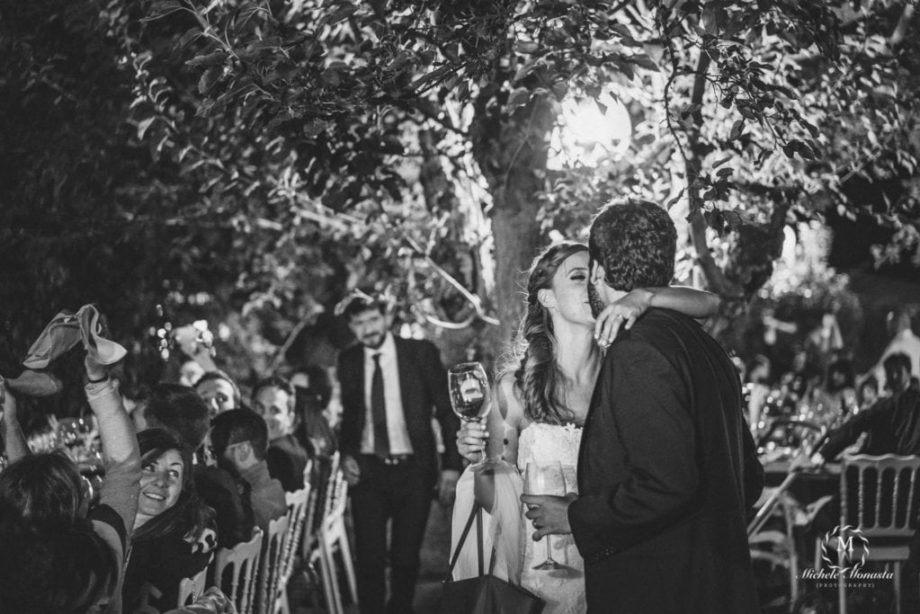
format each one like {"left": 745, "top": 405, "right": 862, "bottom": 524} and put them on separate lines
{"left": 322, "top": 452, "right": 341, "bottom": 518}
{"left": 320, "top": 466, "right": 349, "bottom": 535}
{"left": 214, "top": 527, "right": 264, "bottom": 614}
{"left": 177, "top": 565, "right": 209, "bottom": 607}
{"left": 256, "top": 514, "right": 290, "bottom": 614}
{"left": 840, "top": 454, "right": 920, "bottom": 538}
{"left": 279, "top": 485, "right": 310, "bottom": 585}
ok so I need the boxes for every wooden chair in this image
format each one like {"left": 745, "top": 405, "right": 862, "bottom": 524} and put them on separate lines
{"left": 817, "top": 454, "right": 920, "bottom": 614}
{"left": 275, "top": 485, "right": 311, "bottom": 614}
{"left": 311, "top": 464, "right": 358, "bottom": 614}
{"left": 255, "top": 514, "right": 290, "bottom": 614}
{"left": 749, "top": 487, "right": 800, "bottom": 610}
{"left": 213, "top": 527, "right": 264, "bottom": 614}
{"left": 176, "top": 564, "right": 210, "bottom": 608}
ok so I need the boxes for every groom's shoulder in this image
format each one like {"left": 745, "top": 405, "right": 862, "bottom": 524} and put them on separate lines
{"left": 611, "top": 309, "right": 699, "bottom": 355}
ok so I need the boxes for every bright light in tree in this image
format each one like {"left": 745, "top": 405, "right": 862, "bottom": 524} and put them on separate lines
{"left": 549, "top": 95, "right": 632, "bottom": 168}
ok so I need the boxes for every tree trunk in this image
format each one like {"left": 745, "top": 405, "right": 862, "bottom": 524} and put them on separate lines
{"left": 471, "top": 85, "right": 557, "bottom": 350}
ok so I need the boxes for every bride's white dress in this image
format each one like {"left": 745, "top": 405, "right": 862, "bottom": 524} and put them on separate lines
{"left": 450, "top": 423, "right": 586, "bottom": 614}
{"left": 517, "top": 422, "right": 585, "bottom": 614}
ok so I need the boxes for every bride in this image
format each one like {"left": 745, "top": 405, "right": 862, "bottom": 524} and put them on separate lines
{"left": 453, "top": 241, "right": 720, "bottom": 614}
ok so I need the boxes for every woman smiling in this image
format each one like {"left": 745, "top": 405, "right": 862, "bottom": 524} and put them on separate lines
{"left": 123, "top": 429, "right": 217, "bottom": 612}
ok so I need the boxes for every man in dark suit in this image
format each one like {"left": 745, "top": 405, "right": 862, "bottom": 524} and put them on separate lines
{"left": 336, "top": 294, "right": 462, "bottom": 614}
{"left": 524, "top": 200, "right": 764, "bottom": 613}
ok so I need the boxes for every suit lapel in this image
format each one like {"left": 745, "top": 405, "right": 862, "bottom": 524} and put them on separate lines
{"left": 351, "top": 345, "right": 368, "bottom": 441}
{"left": 394, "top": 338, "right": 415, "bottom": 425}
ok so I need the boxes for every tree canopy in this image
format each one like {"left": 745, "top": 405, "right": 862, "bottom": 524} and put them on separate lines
{"left": 2, "top": 0, "right": 918, "bottom": 390}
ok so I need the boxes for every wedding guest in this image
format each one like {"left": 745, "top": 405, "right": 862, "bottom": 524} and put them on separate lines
{"left": 252, "top": 376, "right": 309, "bottom": 491}
{"left": 337, "top": 292, "right": 461, "bottom": 614}
{"left": 144, "top": 383, "right": 254, "bottom": 548}
{"left": 455, "top": 241, "right": 722, "bottom": 613}
{"left": 872, "top": 309, "right": 920, "bottom": 392}
{"left": 209, "top": 409, "right": 286, "bottom": 533}
{"left": 813, "top": 356, "right": 920, "bottom": 464}
{"left": 123, "top": 429, "right": 216, "bottom": 613}
{"left": 884, "top": 352, "right": 916, "bottom": 395}
{"left": 291, "top": 364, "right": 337, "bottom": 458}
{"left": 858, "top": 375, "right": 880, "bottom": 409}
{"left": 0, "top": 354, "right": 140, "bottom": 613}
{"left": 195, "top": 371, "right": 241, "bottom": 418}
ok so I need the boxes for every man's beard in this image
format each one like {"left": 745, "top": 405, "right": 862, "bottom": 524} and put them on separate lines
{"left": 362, "top": 332, "right": 385, "bottom": 349}
{"left": 587, "top": 282, "right": 606, "bottom": 318}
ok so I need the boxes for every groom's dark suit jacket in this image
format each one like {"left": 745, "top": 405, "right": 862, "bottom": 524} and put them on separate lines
{"left": 569, "top": 309, "right": 764, "bottom": 614}
{"left": 338, "top": 336, "right": 462, "bottom": 486}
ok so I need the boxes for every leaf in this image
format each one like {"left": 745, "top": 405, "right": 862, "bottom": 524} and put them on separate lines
{"left": 514, "top": 59, "right": 538, "bottom": 83}
{"left": 712, "top": 154, "right": 732, "bottom": 168}
{"left": 137, "top": 116, "right": 156, "bottom": 140}
{"left": 729, "top": 119, "right": 744, "bottom": 140}
{"left": 507, "top": 88, "right": 530, "bottom": 110}
{"left": 613, "top": 59, "right": 634, "bottom": 80}
{"left": 627, "top": 54, "right": 659, "bottom": 71}
{"left": 186, "top": 52, "right": 226, "bottom": 68}
{"left": 514, "top": 41, "right": 540, "bottom": 54}
{"left": 198, "top": 67, "right": 221, "bottom": 94}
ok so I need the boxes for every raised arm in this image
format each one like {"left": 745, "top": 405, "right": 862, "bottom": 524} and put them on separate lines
{"left": 595, "top": 286, "right": 721, "bottom": 347}
{"left": 84, "top": 354, "right": 140, "bottom": 535}
{"left": 0, "top": 380, "right": 30, "bottom": 462}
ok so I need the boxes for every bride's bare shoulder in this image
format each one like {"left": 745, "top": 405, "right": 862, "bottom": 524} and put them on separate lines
{"left": 495, "top": 372, "right": 526, "bottom": 428}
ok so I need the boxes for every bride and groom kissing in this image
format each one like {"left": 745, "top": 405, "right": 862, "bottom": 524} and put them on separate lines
{"left": 454, "top": 199, "right": 764, "bottom": 614}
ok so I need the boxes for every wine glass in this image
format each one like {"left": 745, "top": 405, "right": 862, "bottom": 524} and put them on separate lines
{"left": 524, "top": 461, "right": 568, "bottom": 571}
{"left": 448, "top": 362, "right": 491, "bottom": 464}
{"left": 57, "top": 418, "right": 83, "bottom": 461}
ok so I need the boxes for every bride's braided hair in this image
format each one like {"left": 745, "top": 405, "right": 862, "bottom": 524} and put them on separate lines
{"left": 505, "top": 241, "right": 586, "bottom": 425}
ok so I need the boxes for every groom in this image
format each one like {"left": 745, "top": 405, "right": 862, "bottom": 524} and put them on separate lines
{"left": 524, "top": 200, "right": 764, "bottom": 613}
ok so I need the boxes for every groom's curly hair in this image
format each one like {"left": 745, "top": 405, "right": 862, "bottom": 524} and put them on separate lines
{"left": 588, "top": 199, "right": 676, "bottom": 292}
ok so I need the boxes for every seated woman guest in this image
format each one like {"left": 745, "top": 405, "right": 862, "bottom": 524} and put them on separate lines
{"left": 144, "top": 383, "right": 254, "bottom": 548}
{"left": 123, "top": 429, "right": 217, "bottom": 613}
{"left": 0, "top": 353, "right": 140, "bottom": 613}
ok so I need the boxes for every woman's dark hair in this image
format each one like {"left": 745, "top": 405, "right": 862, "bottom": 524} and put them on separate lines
{"left": 252, "top": 375, "right": 295, "bottom": 404}
{"left": 504, "top": 241, "right": 587, "bottom": 424}
{"left": 588, "top": 199, "right": 676, "bottom": 292}
{"left": 825, "top": 358, "right": 855, "bottom": 392}
{"left": 145, "top": 383, "right": 211, "bottom": 451}
{"left": 292, "top": 365, "right": 332, "bottom": 409}
{"left": 132, "top": 428, "right": 213, "bottom": 544}
{"left": 0, "top": 509, "right": 118, "bottom": 614}
{"left": 209, "top": 409, "right": 269, "bottom": 461}
{"left": 857, "top": 376, "right": 879, "bottom": 406}
{"left": 0, "top": 451, "right": 85, "bottom": 525}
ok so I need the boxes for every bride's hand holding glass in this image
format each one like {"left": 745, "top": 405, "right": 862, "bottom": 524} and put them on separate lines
{"left": 456, "top": 419, "right": 489, "bottom": 465}
{"left": 448, "top": 362, "right": 492, "bottom": 466}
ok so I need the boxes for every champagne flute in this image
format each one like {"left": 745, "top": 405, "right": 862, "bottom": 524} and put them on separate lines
{"left": 448, "top": 362, "right": 491, "bottom": 465}
{"left": 524, "top": 461, "right": 567, "bottom": 571}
